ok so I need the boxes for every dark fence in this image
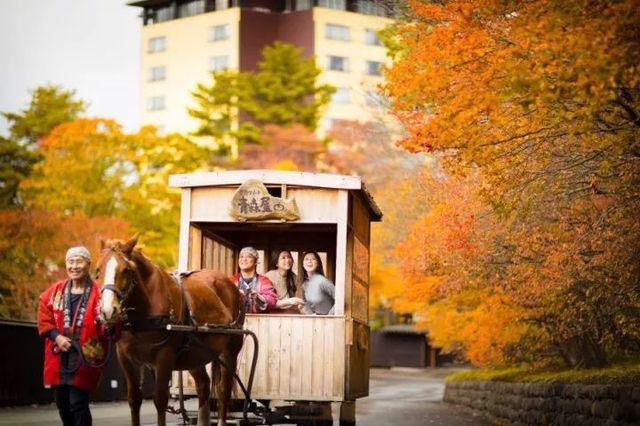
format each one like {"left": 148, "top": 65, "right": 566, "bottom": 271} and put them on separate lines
{"left": 0, "top": 319, "right": 154, "bottom": 407}
{"left": 370, "top": 326, "right": 455, "bottom": 368}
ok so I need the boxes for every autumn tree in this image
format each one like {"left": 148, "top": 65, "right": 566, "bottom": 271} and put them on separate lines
{"left": 238, "top": 124, "right": 325, "bottom": 171}
{"left": 384, "top": 0, "right": 640, "bottom": 367}
{"left": 325, "top": 119, "right": 423, "bottom": 191}
{"left": 0, "top": 137, "right": 38, "bottom": 208}
{"left": 20, "top": 119, "right": 210, "bottom": 267}
{"left": 0, "top": 85, "right": 86, "bottom": 208}
{"left": 0, "top": 209, "right": 130, "bottom": 320}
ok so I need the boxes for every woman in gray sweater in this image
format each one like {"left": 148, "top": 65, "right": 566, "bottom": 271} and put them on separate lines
{"left": 301, "top": 252, "right": 335, "bottom": 315}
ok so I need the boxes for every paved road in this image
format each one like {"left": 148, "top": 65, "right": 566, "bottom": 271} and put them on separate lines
{"left": 358, "top": 368, "right": 489, "bottom": 425}
{"left": 0, "top": 368, "right": 489, "bottom": 425}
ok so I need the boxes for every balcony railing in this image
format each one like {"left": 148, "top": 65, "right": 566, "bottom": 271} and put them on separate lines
{"left": 132, "top": 0, "right": 396, "bottom": 25}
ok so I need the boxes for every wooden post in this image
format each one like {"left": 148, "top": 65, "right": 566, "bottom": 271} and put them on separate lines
{"left": 339, "top": 400, "right": 356, "bottom": 425}
{"left": 334, "top": 190, "right": 349, "bottom": 316}
{"left": 177, "top": 188, "right": 191, "bottom": 272}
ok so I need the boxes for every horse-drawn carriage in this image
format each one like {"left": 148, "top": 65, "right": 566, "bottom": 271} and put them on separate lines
{"left": 167, "top": 170, "right": 382, "bottom": 424}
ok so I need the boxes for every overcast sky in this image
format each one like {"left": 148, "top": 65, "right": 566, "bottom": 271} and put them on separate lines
{"left": 0, "top": 0, "right": 141, "bottom": 136}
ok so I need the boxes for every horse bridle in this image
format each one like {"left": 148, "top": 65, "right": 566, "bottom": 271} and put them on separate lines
{"left": 99, "top": 250, "right": 138, "bottom": 315}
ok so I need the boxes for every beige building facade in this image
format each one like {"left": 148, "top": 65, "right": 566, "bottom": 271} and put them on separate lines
{"left": 130, "top": 0, "right": 394, "bottom": 136}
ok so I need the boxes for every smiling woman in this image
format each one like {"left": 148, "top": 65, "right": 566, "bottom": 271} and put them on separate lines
{"left": 36, "top": 246, "right": 116, "bottom": 426}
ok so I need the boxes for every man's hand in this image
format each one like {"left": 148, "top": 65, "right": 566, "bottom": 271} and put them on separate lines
{"left": 279, "top": 297, "right": 304, "bottom": 309}
{"left": 55, "top": 335, "right": 72, "bottom": 352}
{"left": 251, "top": 292, "right": 267, "bottom": 310}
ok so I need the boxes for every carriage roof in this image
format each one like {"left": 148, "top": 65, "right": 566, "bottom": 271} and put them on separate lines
{"left": 169, "top": 169, "right": 382, "bottom": 221}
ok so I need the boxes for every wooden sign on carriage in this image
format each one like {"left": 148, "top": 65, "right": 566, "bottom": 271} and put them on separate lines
{"left": 168, "top": 170, "right": 382, "bottom": 424}
{"left": 229, "top": 179, "right": 300, "bottom": 221}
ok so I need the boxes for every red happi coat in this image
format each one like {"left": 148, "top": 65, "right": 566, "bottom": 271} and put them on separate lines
{"left": 231, "top": 273, "right": 278, "bottom": 313}
{"left": 37, "top": 279, "right": 110, "bottom": 391}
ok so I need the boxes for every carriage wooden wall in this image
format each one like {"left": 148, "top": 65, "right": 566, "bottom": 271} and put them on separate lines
{"left": 170, "top": 172, "right": 378, "bottom": 403}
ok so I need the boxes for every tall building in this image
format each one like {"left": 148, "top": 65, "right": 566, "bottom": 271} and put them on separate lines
{"left": 129, "top": 0, "right": 394, "bottom": 137}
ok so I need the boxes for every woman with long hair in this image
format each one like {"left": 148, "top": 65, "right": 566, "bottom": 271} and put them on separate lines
{"left": 300, "top": 252, "right": 335, "bottom": 315}
{"left": 265, "top": 249, "right": 304, "bottom": 313}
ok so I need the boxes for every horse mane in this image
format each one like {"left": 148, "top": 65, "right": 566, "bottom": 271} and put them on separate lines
{"left": 130, "top": 249, "right": 157, "bottom": 282}
{"left": 104, "top": 239, "right": 158, "bottom": 282}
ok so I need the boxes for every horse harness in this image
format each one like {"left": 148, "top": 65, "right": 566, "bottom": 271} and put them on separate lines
{"left": 113, "top": 267, "right": 244, "bottom": 360}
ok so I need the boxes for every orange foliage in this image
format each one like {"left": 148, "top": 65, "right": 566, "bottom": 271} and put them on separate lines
{"left": 238, "top": 124, "right": 324, "bottom": 171}
{"left": 0, "top": 209, "right": 130, "bottom": 320}
{"left": 383, "top": 0, "right": 640, "bottom": 367}
{"left": 326, "top": 119, "right": 422, "bottom": 191}
{"left": 390, "top": 170, "right": 527, "bottom": 366}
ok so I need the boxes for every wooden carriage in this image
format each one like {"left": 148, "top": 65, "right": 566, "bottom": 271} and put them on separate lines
{"left": 169, "top": 170, "right": 381, "bottom": 424}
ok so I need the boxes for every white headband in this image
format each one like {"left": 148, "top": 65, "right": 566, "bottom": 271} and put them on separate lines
{"left": 65, "top": 246, "right": 91, "bottom": 262}
{"left": 239, "top": 246, "right": 258, "bottom": 260}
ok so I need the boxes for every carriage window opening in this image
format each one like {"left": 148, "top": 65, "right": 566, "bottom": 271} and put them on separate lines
{"left": 266, "top": 186, "right": 282, "bottom": 197}
{"left": 257, "top": 249, "right": 266, "bottom": 274}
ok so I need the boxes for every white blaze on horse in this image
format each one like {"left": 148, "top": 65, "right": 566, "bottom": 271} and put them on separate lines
{"left": 96, "top": 236, "right": 244, "bottom": 426}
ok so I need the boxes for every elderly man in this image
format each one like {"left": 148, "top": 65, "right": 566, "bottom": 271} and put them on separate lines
{"left": 231, "top": 246, "right": 278, "bottom": 313}
{"left": 37, "top": 246, "right": 113, "bottom": 426}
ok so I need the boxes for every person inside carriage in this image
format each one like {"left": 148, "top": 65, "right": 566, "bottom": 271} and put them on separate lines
{"left": 232, "top": 246, "right": 278, "bottom": 313}
{"left": 300, "top": 252, "right": 335, "bottom": 315}
{"left": 265, "top": 249, "right": 305, "bottom": 314}
{"left": 37, "top": 246, "right": 117, "bottom": 426}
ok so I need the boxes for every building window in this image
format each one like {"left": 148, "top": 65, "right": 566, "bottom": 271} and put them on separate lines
{"left": 209, "top": 55, "right": 229, "bottom": 71}
{"left": 365, "top": 90, "right": 385, "bottom": 106}
{"left": 325, "top": 24, "right": 349, "bottom": 41}
{"left": 148, "top": 36, "right": 166, "bottom": 53}
{"left": 179, "top": 0, "right": 205, "bottom": 18}
{"left": 215, "top": 0, "right": 229, "bottom": 10}
{"left": 318, "top": 0, "right": 346, "bottom": 10}
{"left": 147, "top": 96, "right": 165, "bottom": 111}
{"left": 155, "top": 6, "right": 173, "bottom": 22}
{"left": 208, "top": 24, "right": 229, "bottom": 42}
{"left": 148, "top": 66, "right": 166, "bottom": 82}
{"left": 332, "top": 87, "right": 350, "bottom": 104}
{"left": 364, "top": 29, "right": 383, "bottom": 46}
{"left": 295, "top": 0, "right": 312, "bottom": 10}
{"left": 356, "top": 1, "right": 387, "bottom": 16}
{"left": 327, "top": 55, "right": 348, "bottom": 72}
{"left": 365, "top": 60, "right": 383, "bottom": 76}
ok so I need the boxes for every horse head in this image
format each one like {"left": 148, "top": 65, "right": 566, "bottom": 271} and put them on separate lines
{"left": 96, "top": 235, "right": 139, "bottom": 324}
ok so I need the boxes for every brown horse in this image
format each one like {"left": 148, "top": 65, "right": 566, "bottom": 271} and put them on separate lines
{"left": 96, "top": 236, "right": 244, "bottom": 426}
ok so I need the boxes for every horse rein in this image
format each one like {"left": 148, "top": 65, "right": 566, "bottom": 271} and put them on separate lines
{"left": 99, "top": 250, "right": 138, "bottom": 312}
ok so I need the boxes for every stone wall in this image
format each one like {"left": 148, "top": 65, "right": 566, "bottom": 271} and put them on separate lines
{"left": 444, "top": 380, "right": 640, "bottom": 425}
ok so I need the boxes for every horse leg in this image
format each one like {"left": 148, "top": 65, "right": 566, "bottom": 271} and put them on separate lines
{"left": 153, "top": 350, "right": 175, "bottom": 426}
{"left": 190, "top": 366, "right": 211, "bottom": 426}
{"left": 117, "top": 348, "right": 143, "bottom": 426}
{"left": 215, "top": 338, "right": 242, "bottom": 426}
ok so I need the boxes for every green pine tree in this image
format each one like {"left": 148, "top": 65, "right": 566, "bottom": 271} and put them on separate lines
{"left": 189, "top": 42, "right": 335, "bottom": 161}
{"left": 189, "top": 70, "right": 259, "bottom": 158}
{"left": 246, "top": 42, "right": 335, "bottom": 131}
{"left": 3, "top": 85, "right": 86, "bottom": 147}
